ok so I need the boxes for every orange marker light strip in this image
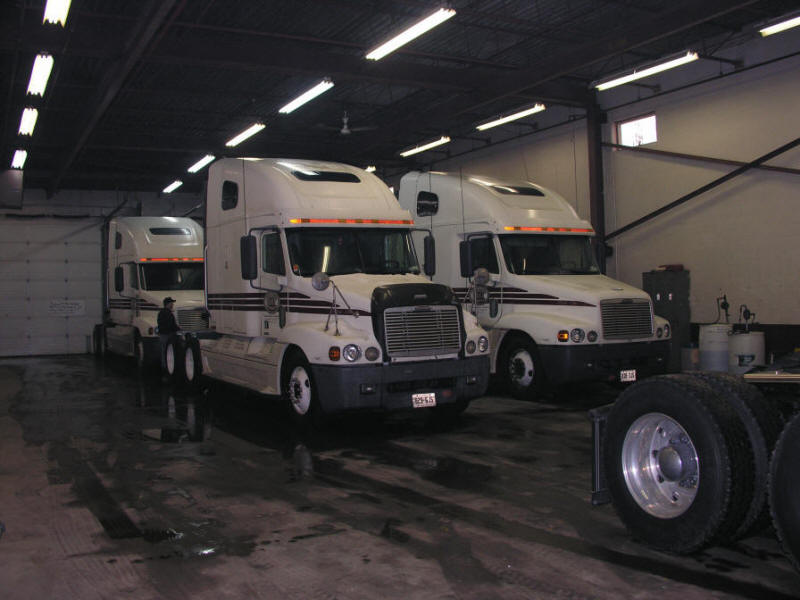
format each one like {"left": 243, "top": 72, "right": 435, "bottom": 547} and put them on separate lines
{"left": 504, "top": 226, "right": 594, "bottom": 233}
{"left": 289, "top": 218, "right": 414, "bottom": 225}
{"left": 139, "top": 257, "right": 204, "bottom": 262}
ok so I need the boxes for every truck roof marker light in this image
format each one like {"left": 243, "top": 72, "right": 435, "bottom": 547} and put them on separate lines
{"left": 476, "top": 103, "right": 546, "bottom": 131}
{"left": 289, "top": 218, "right": 414, "bottom": 225}
{"left": 366, "top": 8, "right": 456, "bottom": 61}
{"left": 279, "top": 79, "right": 334, "bottom": 114}
{"left": 225, "top": 123, "right": 265, "bottom": 147}
{"left": 162, "top": 180, "right": 182, "bottom": 193}
{"left": 187, "top": 154, "right": 215, "bottom": 173}
{"left": 504, "top": 226, "right": 594, "bottom": 233}
{"left": 399, "top": 136, "right": 450, "bottom": 157}
{"left": 140, "top": 257, "right": 204, "bottom": 262}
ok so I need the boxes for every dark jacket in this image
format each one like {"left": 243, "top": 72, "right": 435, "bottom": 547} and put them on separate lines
{"left": 157, "top": 307, "right": 180, "bottom": 335}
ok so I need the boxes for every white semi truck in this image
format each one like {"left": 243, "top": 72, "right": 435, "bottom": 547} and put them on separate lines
{"left": 166, "top": 158, "right": 490, "bottom": 426}
{"left": 398, "top": 171, "right": 671, "bottom": 399}
{"left": 93, "top": 216, "right": 207, "bottom": 365}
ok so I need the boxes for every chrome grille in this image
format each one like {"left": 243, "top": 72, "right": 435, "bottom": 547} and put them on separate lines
{"left": 383, "top": 305, "right": 461, "bottom": 359}
{"left": 601, "top": 299, "right": 653, "bottom": 339}
{"left": 177, "top": 307, "right": 209, "bottom": 331}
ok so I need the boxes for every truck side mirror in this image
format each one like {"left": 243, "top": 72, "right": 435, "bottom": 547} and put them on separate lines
{"left": 114, "top": 266, "right": 124, "bottom": 292}
{"left": 423, "top": 235, "right": 436, "bottom": 277}
{"left": 240, "top": 235, "right": 258, "bottom": 280}
{"left": 459, "top": 241, "right": 472, "bottom": 278}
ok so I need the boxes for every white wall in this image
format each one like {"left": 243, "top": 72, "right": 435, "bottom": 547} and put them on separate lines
{"left": 427, "top": 30, "right": 800, "bottom": 325}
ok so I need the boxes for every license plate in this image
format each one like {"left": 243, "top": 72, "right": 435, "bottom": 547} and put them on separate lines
{"left": 412, "top": 392, "right": 436, "bottom": 408}
{"left": 620, "top": 369, "right": 637, "bottom": 383}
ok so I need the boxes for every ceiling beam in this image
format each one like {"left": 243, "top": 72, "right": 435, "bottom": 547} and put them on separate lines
{"left": 47, "top": 0, "right": 183, "bottom": 196}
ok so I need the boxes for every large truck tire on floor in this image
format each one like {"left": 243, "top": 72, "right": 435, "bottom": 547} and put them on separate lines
{"left": 592, "top": 371, "right": 796, "bottom": 570}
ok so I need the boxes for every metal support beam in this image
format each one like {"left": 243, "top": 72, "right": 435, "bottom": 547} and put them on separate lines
{"left": 586, "top": 104, "right": 606, "bottom": 273}
{"left": 603, "top": 142, "right": 800, "bottom": 176}
{"left": 606, "top": 136, "right": 800, "bottom": 240}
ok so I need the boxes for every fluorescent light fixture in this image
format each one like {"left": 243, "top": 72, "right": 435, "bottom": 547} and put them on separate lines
{"left": 187, "top": 154, "right": 215, "bottom": 173}
{"left": 18, "top": 108, "right": 38, "bottom": 135}
{"left": 27, "top": 54, "right": 54, "bottom": 96}
{"left": 476, "top": 103, "right": 546, "bottom": 131}
{"left": 760, "top": 14, "right": 800, "bottom": 36}
{"left": 43, "top": 0, "right": 71, "bottom": 25}
{"left": 399, "top": 135, "right": 451, "bottom": 157}
{"left": 366, "top": 8, "right": 456, "bottom": 60}
{"left": 163, "top": 180, "right": 183, "bottom": 194}
{"left": 11, "top": 150, "right": 28, "bottom": 169}
{"left": 225, "top": 123, "right": 265, "bottom": 147}
{"left": 365, "top": 165, "right": 377, "bottom": 172}
{"left": 279, "top": 79, "right": 334, "bottom": 114}
{"left": 594, "top": 51, "right": 699, "bottom": 91}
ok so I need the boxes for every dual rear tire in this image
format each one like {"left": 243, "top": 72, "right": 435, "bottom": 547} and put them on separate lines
{"left": 604, "top": 373, "right": 782, "bottom": 554}
{"left": 165, "top": 335, "right": 203, "bottom": 390}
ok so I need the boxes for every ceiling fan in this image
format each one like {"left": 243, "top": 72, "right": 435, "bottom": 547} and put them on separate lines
{"left": 318, "top": 111, "right": 377, "bottom": 135}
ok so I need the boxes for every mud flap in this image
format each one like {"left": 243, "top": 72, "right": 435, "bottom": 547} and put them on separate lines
{"left": 589, "top": 404, "right": 612, "bottom": 505}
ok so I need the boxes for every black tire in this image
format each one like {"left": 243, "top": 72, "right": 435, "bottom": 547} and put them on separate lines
{"left": 685, "top": 371, "right": 781, "bottom": 537}
{"left": 604, "top": 374, "right": 754, "bottom": 553}
{"left": 93, "top": 324, "right": 106, "bottom": 356}
{"left": 165, "top": 335, "right": 185, "bottom": 383}
{"left": 183, "top": 336, "right": 203, "bottom": 391}
{"left": 769, "top": 412, "right": 800, "bottom": 572}
{"left": 498, "top": 333, "right": 544, "bottom": 400}
{"left": 282, "top": 350, "right": 323, "bottom": 430}
{"left": 133, "top": 331, "right": 146, "bottom": 369}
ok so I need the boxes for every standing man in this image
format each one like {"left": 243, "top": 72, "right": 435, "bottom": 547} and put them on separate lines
{"left": 158, "top": 297, "right": 180, "bottom": 376}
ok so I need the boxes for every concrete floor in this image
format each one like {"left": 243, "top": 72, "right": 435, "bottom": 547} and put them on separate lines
{"left": 0, "top": 355, "right": 798, "bottom": 600}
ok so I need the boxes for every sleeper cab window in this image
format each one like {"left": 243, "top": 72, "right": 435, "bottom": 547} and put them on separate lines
{"left": 417, "top": 191, "right": 439, "bottom": 216}
{"left": 262, "top": 233, "right": 286, "bottom": 275}
{"left": 470, "top": 237, "right": 499, "bottom": 274}
{"left": 222, "top": 180, "right": 238, "bottom": 210}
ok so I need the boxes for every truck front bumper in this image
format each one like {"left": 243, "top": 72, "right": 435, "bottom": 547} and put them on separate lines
{"left": 538, "top": 340, "right": 670, "bottom": 385}
{"left": 310, "top": 355, "right": 489, "bottom": 414}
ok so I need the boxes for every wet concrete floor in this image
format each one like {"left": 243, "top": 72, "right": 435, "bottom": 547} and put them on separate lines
{"left": 0, "top": 354, "right": 798, "bottom": 599}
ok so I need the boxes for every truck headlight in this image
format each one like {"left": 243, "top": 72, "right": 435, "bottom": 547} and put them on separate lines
{"left": 343, "top": 344, "right": 361, "bottom": 362}
{"left": 365, "top": 346, "right": 380, "bottom": 361}
{"left": 587, "top": 330, "right": 598, "bottom": 342}
{"left": 570, "top": 328, "right": 585, "bottom": 343}
{"left": 478, "top": 336, "right": 489, "bottom": 352}
{"left": 466, "top": 340, "right": 476, "bottom": 354}
{"left": 656, "top": 327, "right": 663, "bottom": 338}
{"left": 664, "top": 324, "right": 670, "bottom": 338}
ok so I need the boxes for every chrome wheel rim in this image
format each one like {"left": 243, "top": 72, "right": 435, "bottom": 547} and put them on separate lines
{"left": 288, "top": 366, "right": 311, "bottom": 415}
{"left": 622, "top": 412, "right": 699, "bottom": 518}
{"left": 509, "top": 348, "right": 534, "bottom": 388}
{"left": 185, "top": 347, "right": 195, "bottom": 381}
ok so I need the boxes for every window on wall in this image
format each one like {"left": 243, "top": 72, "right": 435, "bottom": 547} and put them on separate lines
{"left": 617, "top": 113, "right": 657, "bottom": 147}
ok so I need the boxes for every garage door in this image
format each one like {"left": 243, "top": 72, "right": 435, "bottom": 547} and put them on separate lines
{"left": 0, "top": 217, "right": 103, "bottom": 356}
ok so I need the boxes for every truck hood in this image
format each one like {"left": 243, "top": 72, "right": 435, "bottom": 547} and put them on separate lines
{"left": 500, "top": 274, "right": 651, "bottom": 306}
{"left": 138, "top": 289, "right": 205, "bottom": 309}
{"left": 295, "top": 273, "right": 440, "bottom": 315}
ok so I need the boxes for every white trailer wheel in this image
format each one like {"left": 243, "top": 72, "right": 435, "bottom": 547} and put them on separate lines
{"left": 166, "top": 343, "right": 176, "bottom": 375}
{"left": 621, "top": 412, "right": 699, "bottom": 519}
{"left": 185, "top": 346, "right": 195, "bottom": 382}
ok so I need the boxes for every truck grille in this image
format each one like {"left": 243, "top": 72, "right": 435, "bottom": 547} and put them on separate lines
{"left": 177, "top": 307, "right": 208, "bottom": 331}
{"left": 600, "top": 299, "right": 653, "bottom": 339}
{"left": 383, "top": 305, "right": 461, "bottom": 359}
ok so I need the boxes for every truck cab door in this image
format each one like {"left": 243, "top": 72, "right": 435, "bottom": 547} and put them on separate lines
{"left": 258, "top": 231, "right": 287, "bottom": 336}
{"left": 465, "top": 235, "right": 502, "bottom": 325}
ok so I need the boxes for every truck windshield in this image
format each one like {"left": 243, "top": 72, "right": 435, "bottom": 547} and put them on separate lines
{"left": 139, "top": 263, "right": 204, "bottom": 290}
{"left": 499, "top": 234, "right": 600, "bottom": 275}
{"left": 285, "top": 228, "right": 420, "bottom": 276}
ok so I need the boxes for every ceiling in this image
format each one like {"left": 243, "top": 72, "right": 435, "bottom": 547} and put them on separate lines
{"left": 2, "top": 0, "right": 798, "bottom": 194}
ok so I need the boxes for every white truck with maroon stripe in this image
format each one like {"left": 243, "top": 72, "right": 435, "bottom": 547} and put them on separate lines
{"left": 175, "top": 158, "right": 489, "bottom": 425}
{"left": 398, "top": 171, "right": 670, "bottom": 399}
{"left": 94, "top": 216, "right": 207, "bottom": 365}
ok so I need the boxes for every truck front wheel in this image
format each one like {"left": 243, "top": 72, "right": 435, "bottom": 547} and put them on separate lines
{"left": 499, "top": 334, "right": 543, "bottom": 400}
{"left": 282, "top": 352, "right": 323, "bottom": 429}
{"left": 604, "top": 375, "right": 753, "bottom": 553}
